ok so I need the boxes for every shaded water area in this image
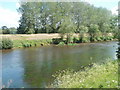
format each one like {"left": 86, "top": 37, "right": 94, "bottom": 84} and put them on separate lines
{"left": 2, "top": 41, "right": 118, "bottom": 88}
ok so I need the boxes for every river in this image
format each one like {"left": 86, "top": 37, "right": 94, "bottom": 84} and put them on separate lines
{"left": 2, "top": 41, "right": 118, "bottom": 88}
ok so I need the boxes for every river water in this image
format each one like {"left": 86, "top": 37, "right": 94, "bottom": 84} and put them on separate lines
{"left": 2, "top": 41, "right": 118, "bottom": 88}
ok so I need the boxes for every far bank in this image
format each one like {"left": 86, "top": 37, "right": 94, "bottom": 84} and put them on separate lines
{"left": 0, "top": 33, "right": 118, "bottom": 50}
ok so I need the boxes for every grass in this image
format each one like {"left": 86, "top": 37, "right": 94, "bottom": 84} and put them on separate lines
{"left": 13, "top": 39, "right": 52, "bottom": 48}
{"left": 0, "top": 33, "right": 117, "bottom": 49}
{"left": 51, "top": 60, "right": 119, "bottom": 88}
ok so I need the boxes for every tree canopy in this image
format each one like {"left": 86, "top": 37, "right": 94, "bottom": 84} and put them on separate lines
{"left": 17, "top": 1, "right": 116, "bottom": 34}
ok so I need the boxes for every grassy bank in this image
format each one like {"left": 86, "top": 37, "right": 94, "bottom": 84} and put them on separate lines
{"left": 51, "top": 60, "right": 119, "bottom": 88}
{"left": 12, "top": 39, "right": 52, "bottom": 48}
{"left": 0, "top": 33, "right": 117, "bottom": 49}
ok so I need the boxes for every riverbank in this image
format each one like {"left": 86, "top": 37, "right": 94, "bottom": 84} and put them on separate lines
{"left": 0, "top": 33, "right": 117, "bottom": 49}
{"left": 50, "top": 60, "right": 119, "bottom": 88}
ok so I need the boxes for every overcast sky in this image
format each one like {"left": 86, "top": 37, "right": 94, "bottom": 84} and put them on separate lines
{"left": 0, "top": 0, "right": 119, "bottom": 28}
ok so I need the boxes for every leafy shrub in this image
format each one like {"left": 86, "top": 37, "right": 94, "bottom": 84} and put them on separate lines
{"left": 95, "top": 37, "right": 102, "bottom": 41}
{"left": 52, "top": 38, "right": 63, "bottom": 44}
{"left": 73, "top": 37, "right": 79, "bottom": 43}
{"left": 106, "top": 36, "right": 113, "bottom": 40}
{"left": 100, "top": 36, "right": 106, "bottom": 41}
{"left": 66, "top": 35, "right": 73, "bottom": 44}
{"left": 82, "top": 37, "right": 90, "bottom": 43}
{"left": 58, "top": 42, "right": 65, "bottom": 45}
{"left": 22, "top": 42, "right": 31, "bottom": 47}
{"left": 80, "top": 37, "right": 90, "bottom": 43}
{"left": 1, "top": 38, "right": 13, "bottom": 49}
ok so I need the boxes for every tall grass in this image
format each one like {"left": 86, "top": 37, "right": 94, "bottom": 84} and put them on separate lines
{"left": 13, "top": 39, "right": 52, "bottom": 48}
{"left": 51, "top": 60, "right": 118, "bottom": 88}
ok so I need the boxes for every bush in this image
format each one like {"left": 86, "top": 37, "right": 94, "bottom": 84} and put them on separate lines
{"left": 1, "top": 38, "right": 13, "bottom": 49}
{"left": 95, "top": 37, "right": 102, "bottom": 41}
{"left": 73, "top": 37, "right": 79, "bottom": 43}
{"left": 22, "top": 42, "right": 31, "bottom": 47}
{"left": 58, "top": 42, "right": 65, "bottom": 45}
{"left": 52, "top": 38, "right": 63, "bottom": 44}
{"left": 66, "top": 35, "right": 73, "bottom": 44}
{"left": 106, "top": 36, "right": 113, "bottom": 41}
{"left": 80, "top": 37, "right": 90, "bottom": 43}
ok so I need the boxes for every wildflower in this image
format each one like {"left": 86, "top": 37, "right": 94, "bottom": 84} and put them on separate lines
{"left": 80, "top": 80, "right": 82, "bottom": 83}
{"left": 112, "top": 80, "right": 115, "bottom": 82}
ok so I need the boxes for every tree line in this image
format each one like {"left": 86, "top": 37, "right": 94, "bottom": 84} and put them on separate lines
{"left": 0, "top": 26, "right": 17, "bottom": 34}
{"left": 17, "top": 2, "right": 118, "bottom": 34}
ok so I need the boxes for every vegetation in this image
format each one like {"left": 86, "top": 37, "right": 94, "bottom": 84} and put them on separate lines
{"left": 117, "top": 2, "right": 120, "bottom": 59}
{"left": 0, "top": 26, "right": 17, "bottom": 34}
{"left": 0, "top": 37, "right": 52, "bottom": 49}
{"left": 0, "top": 33, "right": 116, "bottom": 50}
{"left": 1, "top": 26, "right": 10, "bottom": 34}
{"left": 0, "top": 2, "right": 118, "bottom": 48}
{"left": 0, "top": 38, "right": 13, "bottom": 49}
{"left": 16, "top": 1, "right": 118, "bottom": 43}
{"left": 13, "top": 39, "right": 52, "bottom": 48}
{"left": 51, "top": 60, "right": 118, "bottom": 88}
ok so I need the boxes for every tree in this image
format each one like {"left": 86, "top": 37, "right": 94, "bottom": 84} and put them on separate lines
{"left": 17, "top": 1, "right": 114, "bottom": 36}
{"left": 79, "top": 25, "right": 88, "bottom": 42}
{"left": 58, "top": 16, "right": 76, "bottom": 44}
{"left": 2, "top": 26, "right": 10, "bottom": 34}
{"left": 17, "top": 2, "right": 36, "bottom": 34}
{"left": 88, "top": 24, "right": 99, "bottom": 41}
{"left": 109, "top": 15, "right": 118, "bottom": 38}
{"left": 9, "top": 27, "right": 17, "bottom": 34}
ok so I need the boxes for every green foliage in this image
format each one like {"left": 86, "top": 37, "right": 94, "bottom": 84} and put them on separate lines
{"left": 52, "top": 38, "right": 63, "bottom": 44}
{"left": 79, "top": 25, "right": 89, "bottom": 33}
{"left": 73, "top": 37, "right": 79, "bottom": 43}
{"left": 9, "top": 27, "right": 17, "bottom": 34}
{"left": 12, "top": 39, "right": 52, "bottom": 48}
{"left": 22, "top": 42, "right": 32, "bottom": 47}
{"left": 95, "top": 37, "right": 102, "bottom": 41}
{"left": 101, "top": 23, "right": 112, "bottom": 33}
{"left": 17, "top": 2, "right": 113, "bottom": 35}
{"left": 89, "top": 24, "right": 99, "bottom": 34}
{"left": 89, "top": 24, "right": 100, "bottom": 42}
{"left": 1, "top": 38, "right": 13, "bottom": 49}
{"left": 51, "top": 60, "right": 118, "bottom": 88}
{"left": 58, "top": 17, "right": 76, "bottom": 44}
{"left": 79, "top": 26, "right": 89, "bottom": 43}
{"left": 80, "top": 37, "right": 90, "bottom": 43}
{"left": 58, "top": 42, "right": 65, "bottom": 46}
{"left": 66, "top": 34, "right": 74, "bottom": 44}
{"left": 2, "top": 26, "right": 10, "bottom": 34}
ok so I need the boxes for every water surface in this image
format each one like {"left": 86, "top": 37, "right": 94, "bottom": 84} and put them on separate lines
{"left": 2, "top": 41, "right": 118, "bottom": 88}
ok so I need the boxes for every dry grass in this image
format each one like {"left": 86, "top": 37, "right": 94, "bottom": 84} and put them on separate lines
{"left": 0, "top": 33, "right": 60, "bottom": 40}
{"left": 0, "top": 33, "right": 113, "bottom": 40}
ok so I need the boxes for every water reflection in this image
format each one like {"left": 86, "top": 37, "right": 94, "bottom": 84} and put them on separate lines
{"left": 2, "top": 41, "right": 118, "bottom": 88}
